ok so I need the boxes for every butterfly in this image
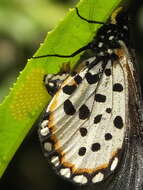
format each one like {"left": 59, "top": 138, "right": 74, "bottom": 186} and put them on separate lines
{"left": 34, "top": 7, "right": 143, "bottom": 188}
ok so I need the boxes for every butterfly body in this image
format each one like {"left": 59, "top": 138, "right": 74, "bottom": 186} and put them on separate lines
{"left": 38, "top": 8, "right": 143, "bottom": 188}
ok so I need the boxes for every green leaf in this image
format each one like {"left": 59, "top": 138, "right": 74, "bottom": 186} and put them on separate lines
{"left": 0, "top": 0, "right": 122, "bottom": 177}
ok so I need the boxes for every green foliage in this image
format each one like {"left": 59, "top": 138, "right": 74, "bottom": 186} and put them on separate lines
{"left": 0, "top": 0, "right": 122, "bottom": 178}
{"left": 0, "top": 0, "right": 68, "bottom": 44}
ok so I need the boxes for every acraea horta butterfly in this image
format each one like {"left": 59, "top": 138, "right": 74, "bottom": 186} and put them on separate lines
{"left": 33, "top": 6, "right": 143, "bottom": 189}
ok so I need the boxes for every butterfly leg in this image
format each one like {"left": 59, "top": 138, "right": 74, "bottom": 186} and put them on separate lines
{"left": 75, "top": 7, "right": 105, "bottom": 24}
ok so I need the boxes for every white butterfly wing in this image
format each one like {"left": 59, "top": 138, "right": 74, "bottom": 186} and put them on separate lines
{"left": 39, "top": 42, "right": 142, "bottom": 186}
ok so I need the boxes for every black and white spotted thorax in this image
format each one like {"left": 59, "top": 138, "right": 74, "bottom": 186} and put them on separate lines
{"left": 38, "top": 8, "right": 143, "bottom": 188}
{"left": 86, "top": 10, "right": 129, "bottom": 62}
{"left": 89, "top": 24, "right": 128, "bottom": 56}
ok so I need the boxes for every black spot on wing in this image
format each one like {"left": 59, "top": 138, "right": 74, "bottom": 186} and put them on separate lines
{"left": 95, "top": 94, "right": 106, "bottom": 102}
{"left": 114, "top": 116, "right": 123, "bottom": 129}
{"left": 74, "top": 74, "right": 82, "bottom": 84}
{"left": 105, "top": 68, "right": 111, "bottom": 76}
{"left": 105, "top": 133, "right": 112, "bottom": 140}
{"left": 94, "top": 114, "right": 102, "bottom": 124}
{"left": 64, "top": 99, "right": 76, "bottom": 115}
{"left": 79, "top": 104, "right": 90, "bottom": 120}
{"left": 79, "top": 128, "right": 88, "bottom": 137}
{"left": 106, "top": 108, "right": 112, "bottom": 113}
{"left": 85, "top": 72, "right": 99, "bottom": 84}
{"left": 78, "top": 147, "right": 86, "bottom": 156}
{"left": 63, "top": 85, "right": 77, "bottom": 95}
{"left": 113, "top": 83, "right": 123, "bottom": 92}
{"left": 91, "top": 143, "right": 101, "bottom": 152}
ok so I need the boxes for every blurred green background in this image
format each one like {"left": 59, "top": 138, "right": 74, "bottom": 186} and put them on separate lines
{"left": 0, "top": 0, "right": 143, "bottom": 190}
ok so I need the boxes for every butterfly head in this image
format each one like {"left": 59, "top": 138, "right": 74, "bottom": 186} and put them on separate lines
{"left": 109, "top": 7, "right": 129, "bottom": 45}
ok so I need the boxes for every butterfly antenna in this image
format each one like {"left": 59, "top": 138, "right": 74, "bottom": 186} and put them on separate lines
{"left": 33, "top": 43, "right": 91, "bottom": 59}
{"left": 75, "top": 7, "right": 105, "bottom": 25}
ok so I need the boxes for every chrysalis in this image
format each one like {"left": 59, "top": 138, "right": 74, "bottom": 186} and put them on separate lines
{"left": 36, "top": 7, "right": 143, "bottom": 188}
